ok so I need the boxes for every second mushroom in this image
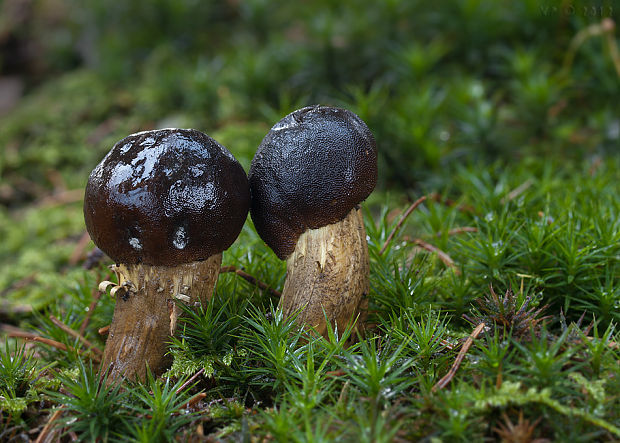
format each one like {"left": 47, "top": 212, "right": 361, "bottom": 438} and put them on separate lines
{"left": 249, "top": 105, "right": 377, "bottom": 340}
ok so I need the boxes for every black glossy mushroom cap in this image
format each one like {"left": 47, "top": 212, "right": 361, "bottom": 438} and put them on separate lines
{"left": 249, "top": 105, "right": 377, "bottom": 260}
{"left": 84, "top": 129, "right": 250, "bottom": 266}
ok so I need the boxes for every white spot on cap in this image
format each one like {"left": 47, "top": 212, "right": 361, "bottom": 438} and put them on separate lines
{"left": 129, "top": 237, "right": 142, "bottom": 250}
{"left": 271, "top": 116, "right": 297, "bottom": 131}
{"left": 190, "top": 166, "right": 204, "bottom": 178}
{"left": 173, "top": 227, "right": 188, "bottom": 249}
{"left": 139, "top": 136, "right": 156, "bottom": 147}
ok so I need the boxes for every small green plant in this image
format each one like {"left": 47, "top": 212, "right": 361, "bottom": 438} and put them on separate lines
{"left": 578, "top": 321, "right": 616, "bottom": 377}
{"left": 434, "top": 386, "right": 482, "bottom": 441}
{"left": 46, "top": 361, "right": 131, "bottom": 441}
{"left": 474, "top": 329, "right": 517, "bottom": 383}
{"left": 281, "top": 341, "right": 338, "bottom": 440}
{"left": 0, "top": 340, "right": 37, "bottom": 401}
{"left": 338, "top": 337, "right": 415, "bottom": 441}
{"left": 173, "top": 295, "right": 247, "bottom": 357}
{"left": 240, "top": 304, "right": 305, "bottom": 394}
{"left": 513, "top": 328, "right": 579, "bottom": 389}
{"left": 258, "top": 401, "right": 310, "bottom": 442}
{"left": 385, "top": 308, "right": 450, "bottom": 376}
{"left": 0, "top": 340, "right": 40, "bottom": 418}
{"left": 127, "top": 371, "right": 197, "bottom": 443}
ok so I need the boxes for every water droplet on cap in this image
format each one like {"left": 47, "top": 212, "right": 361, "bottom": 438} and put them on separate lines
{"left": 173, "top": 227, "right": 188, "bottom": 249}
{"left": 129, "top": 237, "right": 142, "bottom": 250}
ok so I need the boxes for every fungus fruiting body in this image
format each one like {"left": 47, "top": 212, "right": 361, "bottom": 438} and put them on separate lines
{"left": 249, "top": 105, "right": 377, "bottom": 339}
{"left": 84, "top": 129, "right": 249, "bottom": 381}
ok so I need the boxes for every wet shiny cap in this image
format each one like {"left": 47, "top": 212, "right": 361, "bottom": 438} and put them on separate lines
{"left": 84, "top": 129, "right": 250, "bottom": 266}
{"left": 249, "top": 105, "right": 377, "bottom": 260}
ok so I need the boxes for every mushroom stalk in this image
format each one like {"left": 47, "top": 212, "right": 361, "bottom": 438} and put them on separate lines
{"left": 101, "top": 254, "right": 221, "bottom": 381}
{"left": 280, "top": 208, "right": 369, "bottom": 339}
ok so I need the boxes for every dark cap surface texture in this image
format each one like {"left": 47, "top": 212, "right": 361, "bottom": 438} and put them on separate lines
{"left": 249, "top": 106, "right": 377, "bottom": 260}
{"left": 84, "top": 129, "right": 250, "bottom": 266}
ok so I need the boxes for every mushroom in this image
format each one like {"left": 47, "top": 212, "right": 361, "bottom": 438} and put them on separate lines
{"left": 249, "top": 105, "right": 377, "bottom": 340}
{"left": 84, "top": 128, "right": 249, "bottom": 381}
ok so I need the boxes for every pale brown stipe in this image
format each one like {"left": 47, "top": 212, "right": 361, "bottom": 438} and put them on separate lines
{"left": 280, "top": 208, "right": 369, "bottom": 339}
{"left": 101, "top": 256, "right": 221, "bottom": 381}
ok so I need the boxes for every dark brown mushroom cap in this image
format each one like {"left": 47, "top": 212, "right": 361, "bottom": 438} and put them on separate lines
{"left": 84, "top": 129, "right": 250, "bottom": 266}
{"left": 249, "top": 105, "right": 377, "bottom": 260}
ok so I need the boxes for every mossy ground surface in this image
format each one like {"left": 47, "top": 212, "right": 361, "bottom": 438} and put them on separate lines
{"left": 1, "top": 1, "right": 618, "bottom": 441}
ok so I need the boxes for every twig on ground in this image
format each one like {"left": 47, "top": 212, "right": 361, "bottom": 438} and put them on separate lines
{"left": 0, "top": 304, "right": 32, "bottom": 318}
{"left": 407, "top": 237, "right": 460, "bottom": 274}
{"left": 176, "top": 368, "right": 205, "bottom": 394}
{"left": 564, "top": 18, "right": 620, "bottom": 78}
{"left": 500, "top": 179, "right": 533, "bottom": 204}
{"left": 439, "top": 339, "right": 455, "bottom": 351}
{"left": 220, "top": 266, "right": 281, "bottom": 297}
{"left": 380, "top": 195, "right": 427, "bottom": 255}
{"left": 429, "top": 193, "right": 475, "bottom": 213}
{"left": 589, "top": 156, "right": 603, "bottom": 177}
{"left": 1, "top": 323, "right": 28, "bottom": 336}
{"left": 13, "top": 335, "right": 68, "bottom": 352}
{"left": 326, "top": 370, "right": 346, "bottom": 378}
{"left": 36, "top": 189, "right": 84, "bottom": 208}
{"left": 4, "top": 325, "right": 100, "bottom": 362}
{"left": 603, "top": 18, "right": 620, "bottom": 77}
{"left": 0, "top": 273, "right": 38, "bottom": 298}
{"left": 432, "top": 322, "right": 486, "bottom": 392}
{"left": 338, "top": 381, "right": 350, "bottom": 405}
{"left": 5, "top": 177, "right": 48, "bottom": 201}
{"left": 185, "top": 392, "right": 207, "bottom": 409}
{"left": 49, "top": 315, "right": 103, "bottom": 357}
{"left": 496, "top": 366, "right": 503, "bottom": 390}
{"left": 437, "top": 227, "right": 478, "bottom": 237}
{"left": 69, "top": 231, "right": 92, "bottom": 266}
{"left": 34, "top": 407, "right": 64, "bottom": 443}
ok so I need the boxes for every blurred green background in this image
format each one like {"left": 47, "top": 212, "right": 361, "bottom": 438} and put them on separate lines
{"left": 0, "top": 0, "right": 618, "bottom": 309}
{"left": 2, "top": 0, "right": 618, "bottom": 191}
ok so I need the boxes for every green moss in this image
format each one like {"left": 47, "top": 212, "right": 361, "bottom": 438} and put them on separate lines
{"left": 166, "top": 348, "right": 215, "bottom": 379}
{"left": 1, "top": 0, "right": 619, "bottom": 439}
{"left": 0, "top": 396, "right": 28, "bottom": 416}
